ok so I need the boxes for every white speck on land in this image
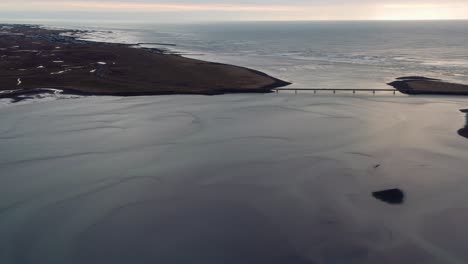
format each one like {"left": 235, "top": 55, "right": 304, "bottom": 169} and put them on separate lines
{"left": 17, "top": 78, "right": 22, "bottom": 86}
{"left": 97, "top": 62, "right": 107, "bottom": 65}
{"left": 53, "top": 60, "right": 64, "bottom": 63}
{"left": 37, "top": 66, "right": 45, "bottom": 69}
{"left": 90, "top": 69, "right": 96, "bottom": 73}
{"left": 50, "top": 69, "right": 71, "bottom": 75}
{"left": 50, "top": 71, "right": 65, "bottom": 75}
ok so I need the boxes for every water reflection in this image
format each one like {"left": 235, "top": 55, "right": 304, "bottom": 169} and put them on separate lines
{"left": 458, "top": 109, "right": 468, "bottom": 139}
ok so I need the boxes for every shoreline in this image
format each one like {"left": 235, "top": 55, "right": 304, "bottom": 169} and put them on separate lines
{"left": 0, "top": 24, "right": 291, "bottom": 101}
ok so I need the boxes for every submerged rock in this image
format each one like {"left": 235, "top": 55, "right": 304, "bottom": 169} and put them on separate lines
{"left": 372, "top": 188, "right": 405, "bottom": 204}
{"left": 388, "top": 77, "right": 468, "bottom": 95}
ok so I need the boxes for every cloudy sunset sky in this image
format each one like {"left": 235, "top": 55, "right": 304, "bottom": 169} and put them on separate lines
{"left": 1, "top": 0, "right": 467, "bottom": 22}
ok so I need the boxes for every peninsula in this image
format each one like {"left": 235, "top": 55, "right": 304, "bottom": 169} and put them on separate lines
{"left": 0, "top": 24, "right": 290, "bottom": 101}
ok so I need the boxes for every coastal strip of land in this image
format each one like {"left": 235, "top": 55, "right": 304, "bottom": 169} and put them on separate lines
{"left": 0, "top": 24, "right": 290, "bottom": 101}
{"left": 388, "top": 76, "right": 468, "bottom": 95}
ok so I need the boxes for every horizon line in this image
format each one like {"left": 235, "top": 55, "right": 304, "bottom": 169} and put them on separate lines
{"left": 1, "top": 18, "right": 468, "bottom": 24}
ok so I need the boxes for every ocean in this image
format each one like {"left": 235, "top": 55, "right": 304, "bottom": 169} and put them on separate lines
{"left": 2, "top": 21, "right": 468, "bottom": 264}
{"left": 53, "top": 20, "right": 468, "bottom": 89}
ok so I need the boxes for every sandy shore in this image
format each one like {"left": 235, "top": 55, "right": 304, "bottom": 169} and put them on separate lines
{"left": 0, "top": 24, "right": 290, "bottom": 100}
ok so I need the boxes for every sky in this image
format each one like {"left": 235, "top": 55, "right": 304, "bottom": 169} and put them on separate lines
{"left": 1, "top": 0, "right": 468, "bottom": 22}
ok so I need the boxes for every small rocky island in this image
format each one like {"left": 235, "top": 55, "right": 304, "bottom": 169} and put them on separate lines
{"left": 388, "top": 76, "right": 468, "bottom": 95}
{"left": 0, "top": 24, "right": 290, "bottom": 101}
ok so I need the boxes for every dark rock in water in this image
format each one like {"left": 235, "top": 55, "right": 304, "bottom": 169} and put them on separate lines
{"left": 372, "top": 189, "right": 404, "bottom": 204}
{"left": 457, "top": 128, "right": 468, "bottom": 139}
{"left": 458, "top": 109, "right": 468, "bottom": 139}
{"left": 388, "top": 77, "right": 468, "bottom": 95}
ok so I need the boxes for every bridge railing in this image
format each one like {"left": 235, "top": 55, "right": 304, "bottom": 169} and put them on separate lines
{"left": 274, "top": 88, "right": 398, "bottom": 95}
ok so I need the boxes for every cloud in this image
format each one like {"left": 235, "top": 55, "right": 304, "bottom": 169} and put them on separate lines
{"left": 0, "top": 1, "right": 299, "bottom": 12}
{"left": 0, "top": 0, "right": 467, "bottom": 20}
{"left": 375, "top": 2, "right": 468, "bottom": 20}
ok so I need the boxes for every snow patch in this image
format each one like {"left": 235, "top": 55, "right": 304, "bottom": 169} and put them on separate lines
{"left": 50, "top": 69, "right": 71, "bottom": 75}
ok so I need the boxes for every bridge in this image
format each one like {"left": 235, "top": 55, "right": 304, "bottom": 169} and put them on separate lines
{"left": 274, "top": 88, "right": 398, "bottom": 95}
